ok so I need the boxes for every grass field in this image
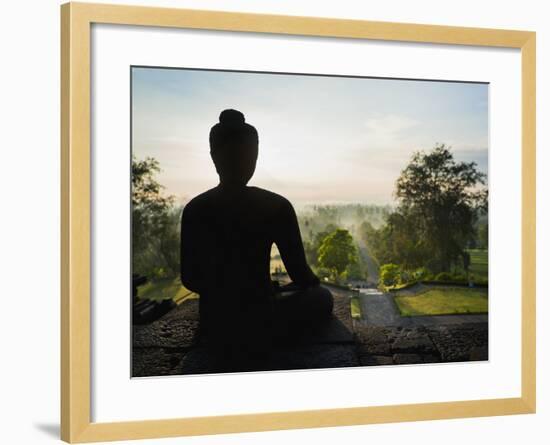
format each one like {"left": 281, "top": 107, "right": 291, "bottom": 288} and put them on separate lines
{"left": 137, "top": 277, "right": 195, "bottom": 303}
{"left": 467, "top": 249, "right": 488, "bottom": 278}
{"left": 394, "top": 287, "right": 488, "bottom": 316}
{"left": 270, "top": 244, "right": 287, "bottom": 275}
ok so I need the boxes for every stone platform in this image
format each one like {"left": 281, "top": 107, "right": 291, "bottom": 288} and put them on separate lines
{"left": 132, "top": 294, "right": 488, "bottom": 377}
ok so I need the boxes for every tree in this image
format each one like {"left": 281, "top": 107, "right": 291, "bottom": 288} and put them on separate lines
{"left": 318, "top": 229, "right": 358, "bottom": 282}
{"left": 477, "top": 220, "right": 489, "bottom": 249}
{"left": 157, "top": 207, "right": 181, "bottom": 276}
{"left": 362, "top": 210, "right": 430, "bottom": 270}
{"left": 346, "top": 256, "right": 368, "bottom": 281}
{"left": 132, "top": 156, "right": 177, "bottom": 277}
{"left": 392, "top": 144, "right": 487, "bottom": 272}
{"left": 304, "top": 224, "right": 339, "bottom": 267}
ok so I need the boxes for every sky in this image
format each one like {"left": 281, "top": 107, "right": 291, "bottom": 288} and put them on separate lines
{"left": 132, "top": 67, "right": 488, "bottom": 206}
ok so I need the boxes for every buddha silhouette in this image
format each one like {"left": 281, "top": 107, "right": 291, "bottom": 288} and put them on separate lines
{"left": 180, "top": 109, "right": 333, "bottom": 355}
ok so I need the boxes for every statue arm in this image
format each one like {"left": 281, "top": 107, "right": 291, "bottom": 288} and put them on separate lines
{"left": 180, "top": 204, "right": 204, "bottom": 293}
{"left": 275, "top": 199, "right": 320, "bottom": 288}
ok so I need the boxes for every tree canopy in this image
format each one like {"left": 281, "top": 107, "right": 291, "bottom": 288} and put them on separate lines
{"left": 132, "top": 156, "right": 179, "bottom": 278}
{"left": 318, "top": 229, "right": 358, "bottom": 281}
{"left": 364, "top": 144, "right": 487, "bottom": 273}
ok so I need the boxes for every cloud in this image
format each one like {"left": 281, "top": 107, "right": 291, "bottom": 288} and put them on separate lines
{"left": 364, "top": 114, "right": 419, "bottom": 146}
{"left": 133, "top": 68, "right": 489, "bottom": 205}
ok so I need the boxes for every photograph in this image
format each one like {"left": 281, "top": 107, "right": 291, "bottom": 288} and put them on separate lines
{"left": 131, "top": 66, "right": 489, "bottom": 377}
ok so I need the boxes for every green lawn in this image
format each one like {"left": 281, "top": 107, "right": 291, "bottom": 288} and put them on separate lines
{"left": 394, "top": 287, "right": 488, "bottom": 316}
{"left": 350, "top": 295, "right": 362, "bottom": 320}
{"left": 137, "top": 277, "right": 194, "bottom": 303}
{"left": 467, "top": 249, "right": 488, "bottom": 278}
{"left": 270, "top": 244, "right": 287, "bottom": 275}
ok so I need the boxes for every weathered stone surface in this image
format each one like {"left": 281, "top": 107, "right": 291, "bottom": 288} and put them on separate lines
{"left": 133, "top": 298, "right": 201, "bottom": 349}
{"left": 268, "top": 343, "right": 360, "bottom": 370}
{"left": 298, "top": 316, "right": 354, "bottom": 344}
{"left": 331, "top": 292, "right": 353, "bottom": 331}
{"left": 421, "top": 354, "right": 442, "bottom": 364}
{"left": 393, "top": 353, "right": 441, "bottom": 365}
{"left": 133, "top": 318, "right": 199, "bottom": 348}
{"left": 162, "top": 298, "right": 200, "bottom": 321}
{"left": 360, "top": 355, "right": 394, "bottom": 366}
{"left": 390, "top": 331, "right": 437, "bottom": 355}
{"left": 393, "top": 353, "right": 424, "bottom": 364}
{"left": 356, "top": 325, "right": 442, "bottom": 366}
{"left": 132, "top": 347, "right": 186, "bottom": 377}
{"left": 133, "top": 295, "right": 358, "bottom": 376}
{"left": 132, "top": 293, "right": 487, "bottom": 376}
{"left": 171, "top": 343, "right": 360, "bottom": 375}
{"left": 354, "top": 326, "right": 391, "bottom": 355}
{"left": 427, "top": 323, "right": 488, "bottom": 362}
{"left": 469, "top": 345, "right": 489, "bottom": 361}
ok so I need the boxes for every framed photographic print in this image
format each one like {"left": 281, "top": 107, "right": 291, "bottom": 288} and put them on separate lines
{"left": 61, "top": 2, "right": 536, "bottom": 443}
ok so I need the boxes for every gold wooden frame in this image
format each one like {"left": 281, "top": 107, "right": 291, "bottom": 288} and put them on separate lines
{"left": 61, "top": 2, "right": 536, "bottom": 442}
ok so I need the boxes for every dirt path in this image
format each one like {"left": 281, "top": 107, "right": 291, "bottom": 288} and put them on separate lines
{"left": 357, "top": 241, "right": 379, "bottom": 285}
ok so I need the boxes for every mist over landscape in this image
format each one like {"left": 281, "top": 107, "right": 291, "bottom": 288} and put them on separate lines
{"left": 131, "top": 67, "right": 489, "bottom": 327}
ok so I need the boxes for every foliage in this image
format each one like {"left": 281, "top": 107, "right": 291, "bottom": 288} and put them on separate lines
{"left": 435, "top": 271, "right": 453, "bottom": 282}
{"left": 363, "top": 144, "right": 487, "bottom": 273}
{"left": 315, "top": 267, "right": 333, "bottom": 282}
{"left": 395, "top": 144, "right": 487, "bottom": 271}
{"left": 132, "top": 156, "right": 179, "bottom": 278}
{"left": 476, "top": 221, "right": 489, "bottom": 249}
{"left": 345, "top": 256, "right": 368, "bottom": 281}
{"left": 318, "top": 229, "right": 358, "bottom": 282}
{"left": 469, "top": 274, "right": 488, "bottom": 286}
{"left": 137, "top": 277, "right": 192, "bottom": 302}
{"left": 303, "top": 224, "right": 337, "bottom": 267}
{"left": 379, "top": 263, "right": 402, "bottom": 287}
{"left": 467, "top": 249, "right": 488, "bottom": 277}
{"left": 413, "top": 267, "right": 430, "bottom": 281}
{"left": 156, "top": 208, "right": 181, "bottom": 275}
{"left": 298, "top": 204, "right": 391, "bottom": 243}
{"left": 452, "top": 272, "right": 468, "bottom": 282}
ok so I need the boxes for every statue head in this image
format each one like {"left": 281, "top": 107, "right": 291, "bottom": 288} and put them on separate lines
{"left": 209, "top": 109, "right": 259, "bottom": 186}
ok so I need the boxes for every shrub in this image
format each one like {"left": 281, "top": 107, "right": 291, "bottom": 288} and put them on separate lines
{"left": 152, "top": 267, "right": 168, "bottom": 279}
{"left": 435, "top": 271, "right": 453, "bottom": 282}
{"left": 316, "top": 267, "right": 332, "bottom": 281}
{"left": 345, "top": 259, "right": 367, "bottom": 281}
{"left": 470, "top": 274, "right": 489, "bottom": 286}
{"left": 379, "top": 263, "right": 402, "bottom": 287}
{"left": 413, "top": 267, "right": 430, "bottom": 280}
{"left": 452, "top": 272, "right": 468, "bottom": 283}
{"left": 399, "top": 270, "right": 412, "bottom": 284}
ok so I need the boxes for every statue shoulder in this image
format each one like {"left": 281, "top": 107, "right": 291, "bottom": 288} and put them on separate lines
{"left": 247, "top": 186, "right": 294, "bottom": 213}
{"left": 182, "top": 188, "right": 218, "bottom": 216}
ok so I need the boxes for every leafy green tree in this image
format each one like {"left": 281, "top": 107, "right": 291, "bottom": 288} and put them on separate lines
{"left": 363, "top": 210, "right": 430, "bottom": 270}
{"left": 304, "top": 224, "right": 338, "bottom": 267}
{"left": 389, "top": 144, "right": 487, "bottom": 272}
{"left": 157, "top": 207, "right": 181, "bottom": 276}
{"left": 318, "top": 229, "right": 358, "bottom": 282}
{"left": 132, "top": 156, "right": 177, "bottom": 277}
{"left": 477, "top": 221, "right": 489, "bottom": 249}
{"left": 345, "top": 256, "right": 368, "bottom": 281}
